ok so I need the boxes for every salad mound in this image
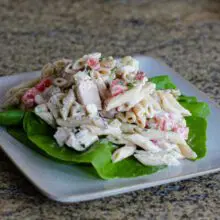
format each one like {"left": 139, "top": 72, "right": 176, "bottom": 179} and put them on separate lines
{"left": 0, "top": 53, "right": 210, "bottom": 179}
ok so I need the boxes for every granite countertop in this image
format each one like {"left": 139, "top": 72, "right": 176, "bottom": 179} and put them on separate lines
{"left": 1, "top": 0, "right": 220, "bottom": 219}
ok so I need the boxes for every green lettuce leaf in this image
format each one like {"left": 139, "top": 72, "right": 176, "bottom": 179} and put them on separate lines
{"left": 7, "top": 127, "right": 72, "bottom": 163}
{"left": 0, "top": 110, "right": 24, "bottom": 126}
{"left": 186, "top": 117, "right": 207, "bottom": 159}
{"left": 180, "top": 102, "right": 210, "bottom": 119}
{"left": 178, "top": 95, "right": 198, "bottom": 103}
{"left": 149, "top": 75, "right": 176, "bottom": 90}
{"left": 23, "top": 111, "right": 53, "bottom": 136}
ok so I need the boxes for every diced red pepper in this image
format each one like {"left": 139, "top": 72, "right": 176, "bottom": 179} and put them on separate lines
{"left": 151, "top": 113, "right": 189, "bottom": 139}
{"left": 145, "top": 121, "right": 149, "bottom": 129}
{"left": 110, "top": 79, "right": 128, "bottom": 97}
{"left": 21, "top": 87, "right": 39, "bottom": 108}
{"left": 87, "top": 58, "right": 100, "bottom": 70}
{"left": 151, "top": 139, "right": 158, "bottom": 145}
{"left": 161, "top": 119, "right": 166, "bottom": 131}
{"left": 111, "top": 79, "right": 122, "bottom": 86}
{"left": 21, "top": 78, "right": 52, "bottom": 108}
{"left": 111, "top": 88, "right": 124, "bottom": 97}
{"left": 35, "top": 78, "right": 52, "bottom": 92}
{"left": 135, "top": 71, "right": 145, "bottom": 80}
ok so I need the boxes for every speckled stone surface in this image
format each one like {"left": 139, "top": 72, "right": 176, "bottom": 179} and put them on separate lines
{"left": 1, "top": 0, "right": 220, "bottom": 219}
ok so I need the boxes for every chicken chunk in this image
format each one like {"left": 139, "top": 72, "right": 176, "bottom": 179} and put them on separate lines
{"left": 75, "top": 129, "right": 98, "bottom": 148}
{"left": 75, "top": 73, "right": 102, "bottom": 110}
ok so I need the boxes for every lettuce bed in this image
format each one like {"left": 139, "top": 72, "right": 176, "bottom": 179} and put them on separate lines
{"left": 0, "top": 76, "right": 210, "bottom": 179}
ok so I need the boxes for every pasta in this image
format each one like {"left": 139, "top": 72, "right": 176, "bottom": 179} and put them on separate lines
{"left": 105, "top": 82, "right": 144, "bottom": 111}
{"left": 134, "top": 150, "right": 181, "bottom": 166}
{"left": 106, "top": 135, "right": 130, "bottom": 145}
{"left": 125, "top": 112, "right": 137, "bottom": 124}
{"left": 123, "top": 134, "right": 161, "bottom": 152}
{"left": 141, "top": 129, "right": 197, "bottom": 159}
{"left": 116, "top": 112, "right": 127, "bottom": 123}
{"left": 132, "top": 103, "right": 146, "bottom": 128}
{"left": 115, "top": 82, "right": 156, "bottom": 112}
{"left": 158, "top": 91, "right": 191, "bottom": 116}
{"left": 73, "top": 58, "right": 86, "bottom": 70}
{"left": 83, "top": 124, "right": 121, "bottom": 136}
{"left": 53, "top": 77, "right": 68, "bottom": 87}
{"left": 112, "top": 145, "right": 136, "bottom": 163}
{"left": 100, "top": 56, "right": 116, "bottom": 69}
{"left": 120, "top": 123, "right": 143, "bottom": 134}
{"left": 56, "top": 118, "right": 92, "bottom": 128}
{"left": 98, "top": 67, "right": 111, "bottom": 75}
{"left": 60, "top": 89, "right": 76, "bottom": 120}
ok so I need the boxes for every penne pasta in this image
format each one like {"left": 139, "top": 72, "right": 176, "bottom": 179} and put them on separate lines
{"left": 141, "top": 129, "right": 197, "bottom": 159}
{"left": 120, "top": 123, "right": 143, "bottom": 134}
{"left": 123, "top": 134, "right": 161, "bottom": 152}
{"left": 112, "top": 145, "right": 136, "bottom": 163}
{"left": 84, "top": 124, "right": 121, "bottom": 136}
{"left": 60, "top": 89, "right": 76, "bottom": 120}
{"left": 105, "top": 82, "right": 144, "bottom": 111}
{"left": 132, "top": 103, "right": 146, "bottom": 128}
{"left": 125, "top": 112, "right": 137, "bottom": 124}
{"left": 158, "top": 91, "right": 191, "bottom": 116}
{"left": 106, "top": 135, "right": 130, "bottom": 145}
{"left": 124, "top": 82, "right": 156, "bottom": 110}
{"left": 134, "top": 150, "right": 181, "bottom": 166}
{"left": 98, "top": 67, "right": 111, "bottom": 75}
{"left": 116, "top": 112, "right": 127, "bottom": 123}
{"left": 56, "top": 118, "right": 92, "bottom": 128}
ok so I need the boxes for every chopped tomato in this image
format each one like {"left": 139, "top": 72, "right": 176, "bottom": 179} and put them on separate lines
{"left": 35, "top": 78, "right": 52, "bottom": 92}
{"left": 21, "top": 78, "right": 52, "bottom": 108}
{"left": 110, "top": 79, "right": 128, "bottom": 96}
{"left": 111, "top": 79, "right": 123, "bottom": 86}
{"left": 145, "top": 121, "right": 149, "bottom": 129}
{"left": 87, "top": 58, "right": 100, "bottom": 70}
{"left": 21, "top": 87, "right": 39, "bottom": 108}
{"left": 135, "top": 71, "right": 145, "bottom": 80}
{"left": 151, "top": 139, "right": 158, "bottom": 145}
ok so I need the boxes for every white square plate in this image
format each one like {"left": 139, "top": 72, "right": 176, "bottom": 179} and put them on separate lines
{"left": 0, "top": 56, "right": 219, "bottom": 203}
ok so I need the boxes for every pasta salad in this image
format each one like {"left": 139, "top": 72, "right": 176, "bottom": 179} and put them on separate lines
{"left": 0, "top": 53, "right": 210, "bottom": 179}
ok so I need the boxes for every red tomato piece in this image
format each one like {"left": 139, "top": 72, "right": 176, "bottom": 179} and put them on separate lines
{"left": 135, "top": 71, "right": 145, "bottom": 80}
{"left": 87, "top": 58, "right": 100, "bottom": 70}
{"left": 35, "top": 78, "right": 52, "bottom": 92}
{"left": 110, "top": 79, "right": 127, "bottom": 96}
{"left": 21, "top": 87, "right": 39, "bottom": 108}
